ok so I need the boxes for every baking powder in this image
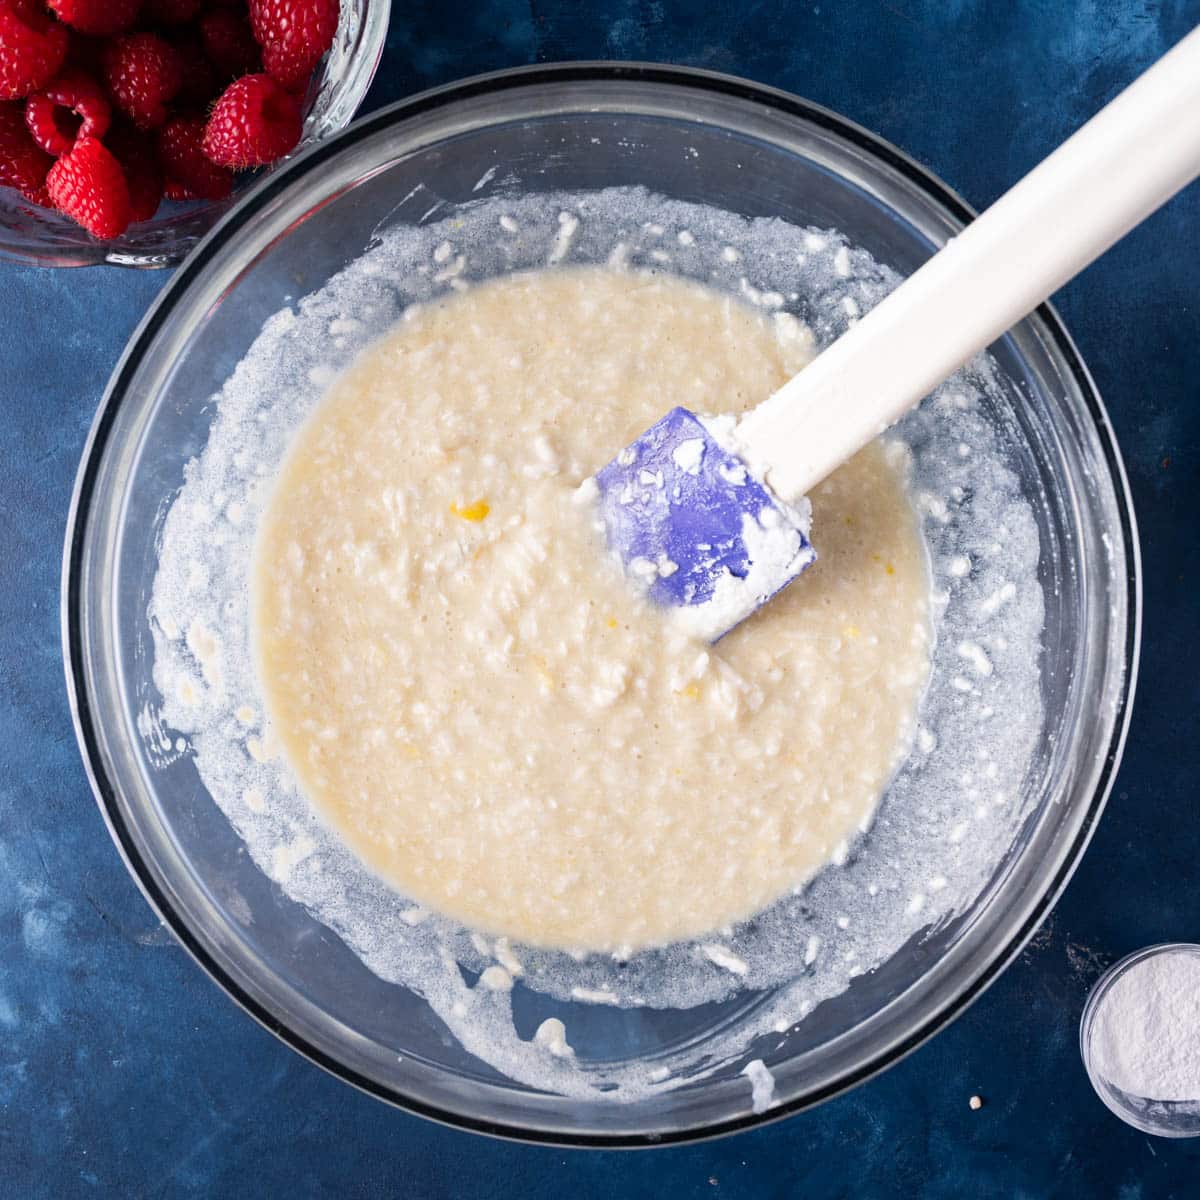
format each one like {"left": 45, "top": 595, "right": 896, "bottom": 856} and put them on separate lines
{"left": 1091, "top": 949, "right": 1200, "bottom": 1101}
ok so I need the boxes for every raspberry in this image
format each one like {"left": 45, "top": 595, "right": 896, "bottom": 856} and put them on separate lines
{"left": 0, "top": 98, "right": 52, "bottom": 202}
{"left": 167, "top": 30, "right": 217, "bottom": 106}
{"left": 141, "top": 0, "right": 203, "bottom": 24}
{"left": 105, "top": 120, "right": 162, "bottom": 221}
{"left": 159, "top": 112, "right": 232, "bottom": 199}
{"left": 46, "top": 133, "right": 131, "bottom": 237}
{"left": 48, "top": 0, "right": 141, "bottom": 37}
{"left": 202, "top": 71, "right": 300, "bottom": 168}
{"left": 249, "top": 0, "right": 338, "bottom": 89}
{"left": 164, "top": 177, "right": 203, "bottom": 200}
{"left": 199, "top": 9, "right": 260, "bottom": 83}
{"left": 24, "top": 68, "right": 111, "bottom": 155}
{"left": 103, "top": 33, "right": 183, "bottom": 130}
{"left": 0, "top": 1, "right": 70, "bottom": 100}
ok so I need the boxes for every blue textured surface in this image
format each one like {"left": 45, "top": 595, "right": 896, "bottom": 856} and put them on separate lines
{"left": 595, "top": 407, "right": 815, "bottom": 634}
{"left": 2, "top": 2, "right": 1200, "bottom": 1195}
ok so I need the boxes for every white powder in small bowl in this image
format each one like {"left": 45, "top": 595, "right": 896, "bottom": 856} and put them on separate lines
{"left": 1090, "top": 947, "right": 1200, "bottom": 1103}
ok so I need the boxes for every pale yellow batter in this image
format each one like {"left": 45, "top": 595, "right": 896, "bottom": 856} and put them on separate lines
{"left": 253, "top": 268, "right": 931, "bottom": 952}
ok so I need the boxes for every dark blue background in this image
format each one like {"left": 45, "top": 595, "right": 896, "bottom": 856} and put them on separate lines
{"left": 3, "top": 2, "right": 1199, "bottom": 1195}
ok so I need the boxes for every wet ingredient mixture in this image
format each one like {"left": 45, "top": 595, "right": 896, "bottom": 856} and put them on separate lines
{"left": 253, "top": 267, "right": 932, "bottom": 952}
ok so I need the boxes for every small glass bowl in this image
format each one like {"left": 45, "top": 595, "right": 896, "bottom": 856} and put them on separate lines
{"left": 1080, "top": 943, "right": 1200, "bottom": 1138}
{"left": 0, "top": 0, "right": 388, "bottom": 269}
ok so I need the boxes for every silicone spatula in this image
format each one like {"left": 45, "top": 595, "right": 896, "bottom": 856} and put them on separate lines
{"left": 594, "top": 25, "right": 1200, "bottom": 642}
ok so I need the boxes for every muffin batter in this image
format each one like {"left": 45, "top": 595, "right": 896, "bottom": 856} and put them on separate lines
{"left": 253, "top": 268, "right": 932, "bottom": 951}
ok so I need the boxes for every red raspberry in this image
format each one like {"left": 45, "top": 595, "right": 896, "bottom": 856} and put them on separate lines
{"left": 46, "top": 133, "right": 131, "bottom": 237}
{"left": 0, "top": 1, "right": 70, "bottom": 100}
{"left": 103, "top": 32, "right": 183, "bottom": 131}
{"left": 105, "top": 119, "right": 162, "bottom": 221}
{"left": 159, "top": 112, "right": 232, "bottom": 199}
{"left": 141, "top": 0, "right": 202, "bottom": 24}
{"left": 47, "top": 0, "right": 140, "bottom": 37}
{"left": 199, "top": 9, "right": 260, "bottom": 83}
{"left": 202, "top": 71, "right": 300, "bottom": 168}
{"left": 0, "top": 98, "right": 52, "bottom": 202}
{"left": 167, "top": 30, "right": 218, "bottom": 106}
{"left": 249, "top": 0, "right": 338, "bottom": 89}
{"left": 164, "top": 177, "right": 204, "bottom": 200}
{"left": 24, "top": 68, "right": 111, "bottom": 155}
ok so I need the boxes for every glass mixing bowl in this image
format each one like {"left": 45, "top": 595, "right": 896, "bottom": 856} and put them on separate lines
{"left": 63, "top": 64, "right": 1140, "bottom": 1145}
{"left": 0, "top": 0, "right": 388, "bottom": 269}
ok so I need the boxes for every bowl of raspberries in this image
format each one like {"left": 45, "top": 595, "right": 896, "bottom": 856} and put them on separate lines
{"left": 0, "top": 0, "right": 387, "bottom": 266}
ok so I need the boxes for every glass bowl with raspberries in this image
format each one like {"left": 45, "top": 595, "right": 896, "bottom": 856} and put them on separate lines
{"left": 0, "top": 0, "right": 387, "bottom": 267}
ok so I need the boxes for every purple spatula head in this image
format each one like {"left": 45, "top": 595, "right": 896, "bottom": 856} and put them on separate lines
{"left": 590, "top": 407, "right": 816, "bottom": 642}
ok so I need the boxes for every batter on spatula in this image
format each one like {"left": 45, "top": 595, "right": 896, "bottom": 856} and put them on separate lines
{"left": 252, "top": 267, "right": 931, "bottom": 952}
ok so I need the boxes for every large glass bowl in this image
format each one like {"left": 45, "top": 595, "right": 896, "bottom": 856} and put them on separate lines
{"left": 0, "top": 0, "right": 388, "bottom": 269}
{"left": 62, "top": 64, "right": 1140, "bottom": 1145}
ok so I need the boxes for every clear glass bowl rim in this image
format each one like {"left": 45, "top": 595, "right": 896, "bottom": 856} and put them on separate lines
{"left": 61, "top": 61, "right": 1142, "bottom": 1147}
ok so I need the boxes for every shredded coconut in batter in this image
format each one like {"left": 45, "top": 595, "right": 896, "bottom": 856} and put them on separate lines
{"left": 146, "top": 188, "right": 1044, "bottom": 1105}
{"left": 252, "top": 269, "right": 931, "bottom": 952}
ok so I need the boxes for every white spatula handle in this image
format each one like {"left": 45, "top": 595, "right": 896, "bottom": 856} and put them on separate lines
{"left": 736, "top": 25, "right": 1200, "bottom": 504}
